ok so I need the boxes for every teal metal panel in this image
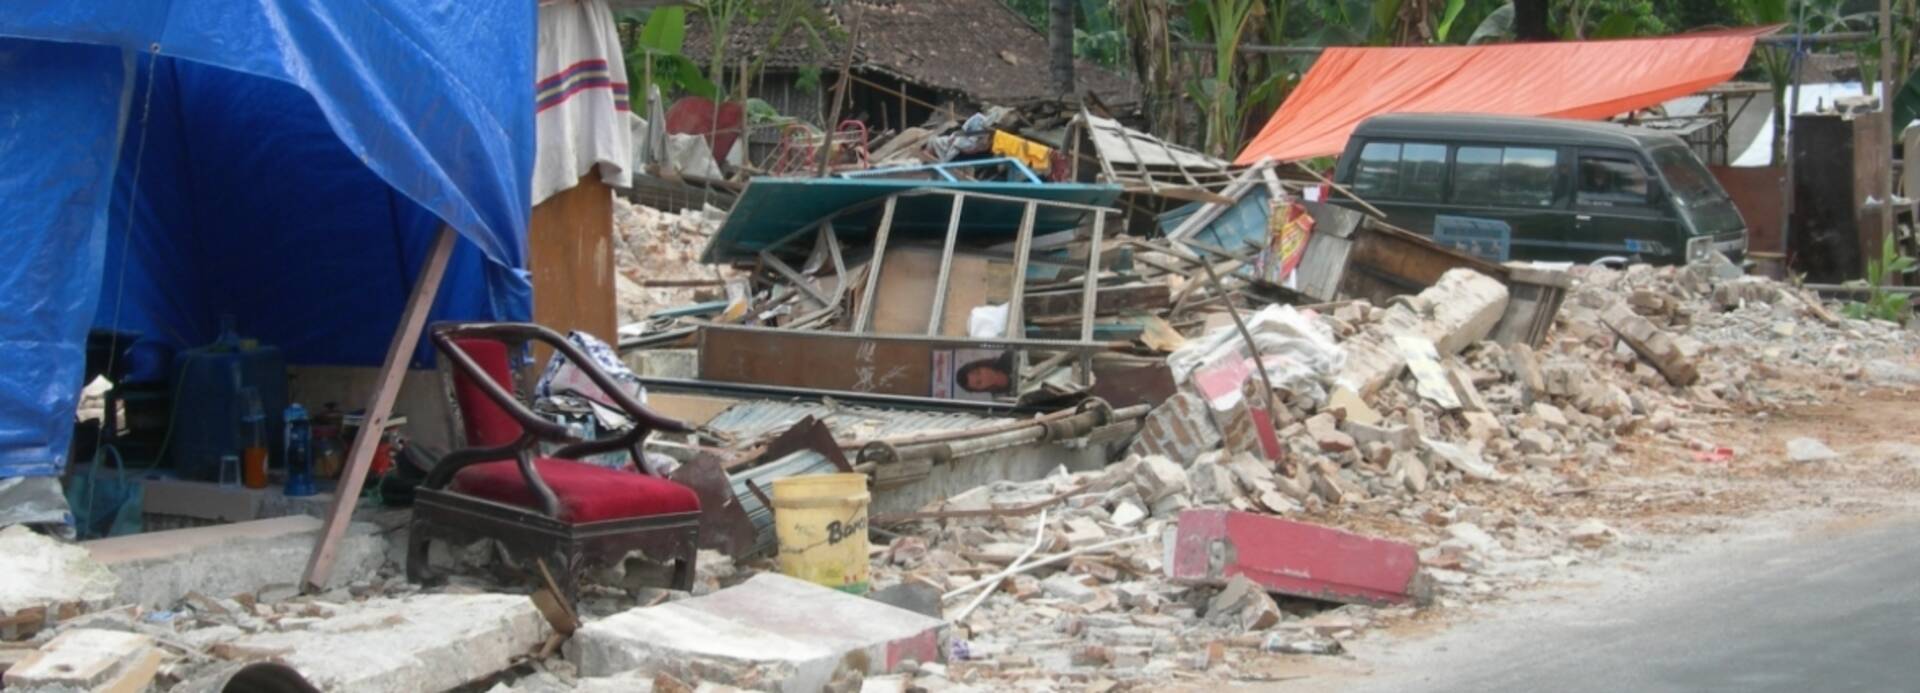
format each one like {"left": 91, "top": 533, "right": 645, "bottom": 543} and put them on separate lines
{"left": 699, "top": 177, "right": 1123, "bottom": 263}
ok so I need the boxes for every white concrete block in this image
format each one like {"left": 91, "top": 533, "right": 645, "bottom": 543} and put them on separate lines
{"left": 0, "top": 525, "right": 118, "bottom": 622}
{"left": 228, "top": 594, "right": 548, "bottom": 692}
{"left": 3, "top": 628, "right": 159, "bottom": 691}
{"left": 568, "top": 573, "right": 946, "bottom": 693}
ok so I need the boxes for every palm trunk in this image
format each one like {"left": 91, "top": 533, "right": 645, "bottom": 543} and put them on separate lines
{"left": 1049, "top": 0, "right": 1076, "bottom": 98}
{"left": 1512, "top": 0, "right": 1552, "bottom": 41}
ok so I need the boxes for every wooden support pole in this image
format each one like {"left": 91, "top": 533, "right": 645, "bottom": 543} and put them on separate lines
{"left": 818, "top": 9, "right": 863, "bottom": 178}
{"left": 1004, "top": 202, "right": 1039, "bottom": 385}
{"left": 1879, "top": 0, "right": 1895, "bottom": 248}
{"left": 759, "top": 250, "right": 831, "bottom": 306}
{"left": 927, "top": 194, "right": 967, "bottom": 335}
{"left": 302, "top": 225, "right": 457, "bottom": 592}
{"left": 1079, "top": 213, "right": 1106, "bottom": 344}
{"left": 851, "top": 196, "right": 899, "bottom": 333}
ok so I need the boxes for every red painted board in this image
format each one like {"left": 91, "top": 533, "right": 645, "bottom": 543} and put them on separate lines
{"left": 1168, "top": 509, "right": 1428, "bottom": 606}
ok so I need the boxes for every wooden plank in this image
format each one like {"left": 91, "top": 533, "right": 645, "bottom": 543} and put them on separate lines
{"left": 850, "top": 196, "right": 899, "bottom": 333}
{"left": 926, "top": 194, "right": 967, "bottom": 335}
{"left": 302, "top": 225, "right": 456, "bottom": 592}
{"left": 1025, "top": 282, "right": 1170, "bottom": 318}
{"left": 695, "top": 325, "right": 1125, "bottom": 397}
{"left": 759, "top": 250, "right": 832, "bottom": 306}
{"left": 871, "top": 247, "right": 1010, "bottom": 337}
{"left": 1079, "top": 213, "right": 1106, "bottom": 344}
{"left": 698, "top": 327, "right": 935, "bottom": 396}
{"left": 1003, "top": 202, "right": 1039, "bottom": 385}
{"left": 643, "top": 392, "right": 739, "bottom": 426}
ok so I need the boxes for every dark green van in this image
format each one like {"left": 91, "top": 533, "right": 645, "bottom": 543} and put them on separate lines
{"left": 1331, "top": 114, "right": 1748, "bottom": 266}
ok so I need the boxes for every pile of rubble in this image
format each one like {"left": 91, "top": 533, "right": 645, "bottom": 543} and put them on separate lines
{"left": 839, "top": 261, "right": 1920, "bottom": 689}
{"left": 611, "top": 197, "right": 732, "bottom": 325}
{"left": 8, "top": 257, "right": 1914, "bottom": 692}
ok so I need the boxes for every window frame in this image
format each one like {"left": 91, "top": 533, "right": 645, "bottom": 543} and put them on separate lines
{"left": 1348, "top": 138, "right": 1454, "bottom": 203}
{"left": 1573, "top": 147, "right": 1657, "bottom": 212}
{"left": 1445, "top": 142, "right": 1566, "bottom": 210}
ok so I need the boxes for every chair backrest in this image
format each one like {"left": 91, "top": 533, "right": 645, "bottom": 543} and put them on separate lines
{"left": 449, "top": 338, "right": 524, "bottom": 448}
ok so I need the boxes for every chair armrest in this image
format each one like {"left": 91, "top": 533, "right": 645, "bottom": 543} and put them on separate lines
{"left": 435, "top": 322, "right": 695, "bottom": 436}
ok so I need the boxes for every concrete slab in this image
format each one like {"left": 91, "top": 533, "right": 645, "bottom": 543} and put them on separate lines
{"left": 3, "top": 628, "right": 160, "bottom": 692}
{"left": 139, "top": 478, "right": 336, "bottom": 530}
{"left": 228, "top": 594, "right": 548, "bottom": 692}
{"left": 85, "top": 516, "right": 386, "bottom": 608}
{"left": 568, "top": 573, "right": 947, "bottom": 692}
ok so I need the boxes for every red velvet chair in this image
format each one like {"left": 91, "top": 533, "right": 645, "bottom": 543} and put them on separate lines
{"left": 406, "top": 323, "right": 700, "bottom": 604}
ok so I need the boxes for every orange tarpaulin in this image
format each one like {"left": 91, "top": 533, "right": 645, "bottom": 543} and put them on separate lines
{"left": 1234, "top": 29, "right": 1775, "bottom": 165}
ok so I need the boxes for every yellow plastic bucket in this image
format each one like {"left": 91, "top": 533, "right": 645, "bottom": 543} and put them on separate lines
{"left": 772, "top": 473, "right": 871, "bottom": 594}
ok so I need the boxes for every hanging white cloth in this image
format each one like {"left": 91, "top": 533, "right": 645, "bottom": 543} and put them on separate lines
{"left": 532, "top": 0, "right": 633, "bottom": 204}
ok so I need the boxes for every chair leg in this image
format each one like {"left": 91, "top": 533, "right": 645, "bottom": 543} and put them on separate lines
{"left": 549, "top": 548, "right": 583, "bottom": 608}
{"left": 405, "top": 516, "right": 433, "bottom": 586}
{"left": 670, "top": 527, "right": 699, "bottom": 591}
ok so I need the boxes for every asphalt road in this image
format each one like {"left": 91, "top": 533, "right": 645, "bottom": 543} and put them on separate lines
{"left": 1309, "top": 513, "right": 1920, "bottom": 693}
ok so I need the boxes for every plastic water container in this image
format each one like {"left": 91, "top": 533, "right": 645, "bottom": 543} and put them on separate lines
{"left": 168, "top": 318, "right": 286, "bottom": 481}
{"left": 772, "top": 473, "right": 871, "bottom": 594}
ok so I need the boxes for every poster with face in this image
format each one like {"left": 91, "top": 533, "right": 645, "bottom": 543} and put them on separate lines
{"left": 935, "top": 348, "right": 1015, "bottom": 402}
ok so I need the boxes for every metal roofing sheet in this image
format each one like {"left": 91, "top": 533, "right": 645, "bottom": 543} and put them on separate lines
{"left": 705, "top": 399, "right": 996, "bottom": 444}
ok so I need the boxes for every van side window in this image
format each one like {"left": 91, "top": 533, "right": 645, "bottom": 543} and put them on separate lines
{"left": 1351, "top": 141, "right": 1447, "bottom": 202}
{"left": 1576, "top": 155, "right": 1650, "bottom": 208}
{"left": 1452, "top": 146, "right": 1560, "bottom": 208}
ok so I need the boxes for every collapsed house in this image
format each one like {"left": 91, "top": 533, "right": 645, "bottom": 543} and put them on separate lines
{"left": 681, "top": 0, "right": 1139, "bottom": 134}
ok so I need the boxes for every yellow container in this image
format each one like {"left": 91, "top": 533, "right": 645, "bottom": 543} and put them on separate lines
{"left": 772, "top": 473, "right": 871, "bottom": 594}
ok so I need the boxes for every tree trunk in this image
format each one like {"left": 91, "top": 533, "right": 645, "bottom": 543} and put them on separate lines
{"left": 1049, "top": 0, "right": 1076, "bottom": 98}
{"left": 1511, "top": 0, "right": 1553, "bottom": 42}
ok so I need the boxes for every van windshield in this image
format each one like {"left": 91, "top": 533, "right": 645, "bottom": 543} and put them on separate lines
{"left": 1651, "top": 146, "right": 1743, "bottom": 235}
{"left": 1651, "top": 146, "right": 1719, "bottom": 206}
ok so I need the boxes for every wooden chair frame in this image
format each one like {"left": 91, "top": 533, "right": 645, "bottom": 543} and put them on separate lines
{"left": 406, "top": 322, "right": 700, "bottom": 603}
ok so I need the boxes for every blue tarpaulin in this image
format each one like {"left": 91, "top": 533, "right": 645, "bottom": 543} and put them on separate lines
{"left": 0, "top": 3, "right": 537, "bottom": 479}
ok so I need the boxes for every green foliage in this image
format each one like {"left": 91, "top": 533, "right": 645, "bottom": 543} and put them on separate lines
{"left": 1434, "top": 0, "right": 1470, "bottom": 42}
{"left": 1842, "top": 233, "right": 1917, "bottom": 324}
{"left": 1000, "top": 0, "right": 1130, "bottom": 67}
{"left": 795, "top": 65, "right": 823, "bottom": 94}
{"left": 1895, "top": 68, "right": 1920, "bottom": 136}
{"left": 616, "top": 7, "right": 719, "bottom": 102}
{"left": 1467, "top": 2, "right": 1513, "bottom": 43}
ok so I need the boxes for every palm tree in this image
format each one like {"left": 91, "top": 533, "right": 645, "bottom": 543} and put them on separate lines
{"left": 1050, "top": 0, "right": 1077, "bottom": 97}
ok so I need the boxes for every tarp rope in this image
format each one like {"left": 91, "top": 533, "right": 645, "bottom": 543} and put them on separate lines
{"left": 77, "top": 44, "right": 163, "bottom": 536}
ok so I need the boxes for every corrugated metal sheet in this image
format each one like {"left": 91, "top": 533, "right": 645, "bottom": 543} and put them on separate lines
{"left": 731, "top": 449, "right": 838, "bottom": 557}
{"left": 705, "top": 399, "right": 996, "bottom": 445}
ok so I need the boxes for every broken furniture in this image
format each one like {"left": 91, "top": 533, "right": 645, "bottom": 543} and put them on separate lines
{"left": 407, "top": 323, "right": 701, "bottom": 604}
{"left": 695, "top": 167, "right": 1130, "bottom": 401}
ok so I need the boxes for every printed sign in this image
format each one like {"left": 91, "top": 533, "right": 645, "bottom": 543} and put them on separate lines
{"left": 1434, "top": 215, "right": 1513, "bottom": 262}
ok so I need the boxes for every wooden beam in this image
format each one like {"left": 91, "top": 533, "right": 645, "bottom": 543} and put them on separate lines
{"left": 1004, "top": 202, "right": 1039, "bottom": 388}
{"left": 851, "top": 196, "right": 899, "bottom": 333}
{"left": 926, "top": 194, "right": 967, "bottom": 335}
{"left": 303, "top": 225, "right": 457, "bottom": 592}
{"left": 758, "top": 250, "right": 831, "bottom": 306}
{"left": 1025, "top": 282, "right": 1171, "bottom": 318}
{"left": 1079, "top": 213, "right": 1106, "bottom": 345}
